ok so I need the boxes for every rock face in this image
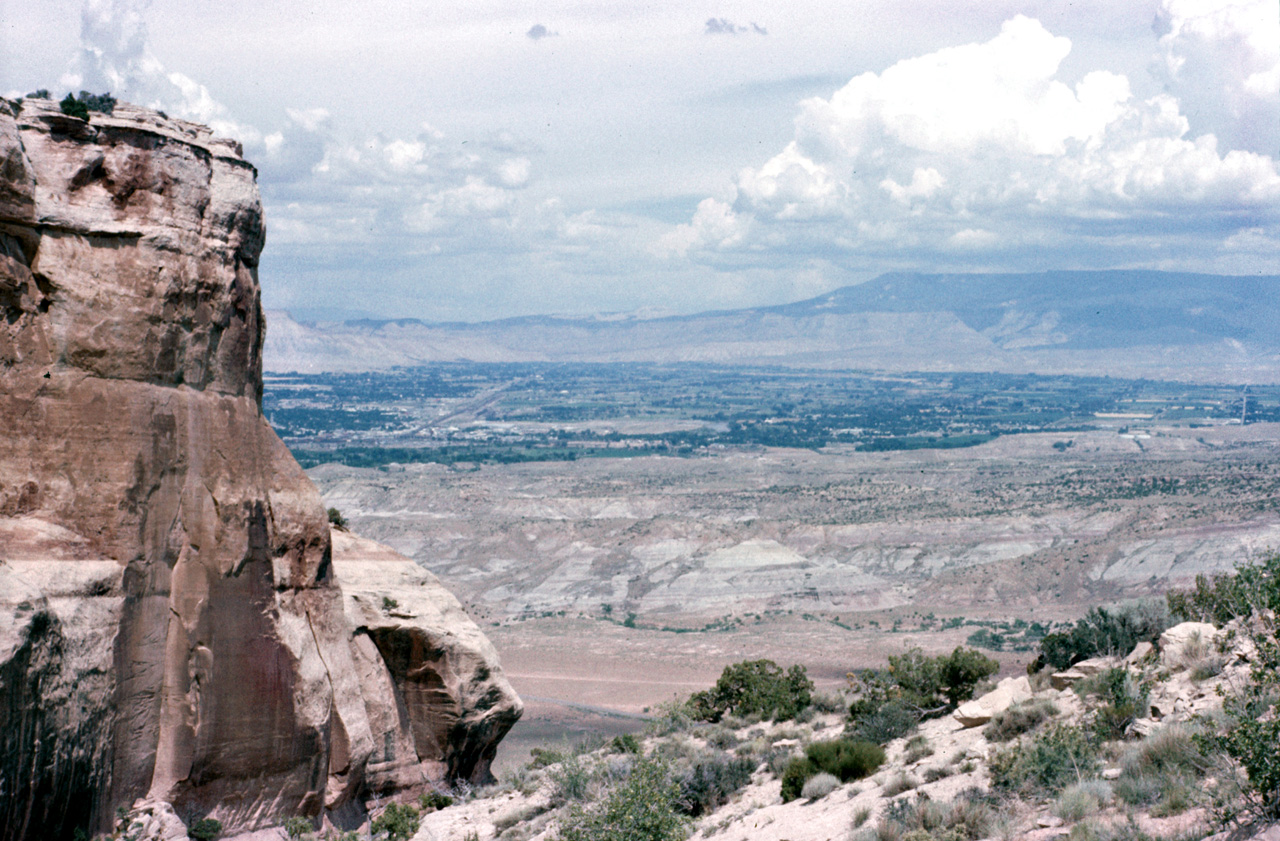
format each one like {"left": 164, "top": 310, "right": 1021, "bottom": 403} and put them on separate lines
{"left": 0, "top": 97, "right": 520, "bottom": 841}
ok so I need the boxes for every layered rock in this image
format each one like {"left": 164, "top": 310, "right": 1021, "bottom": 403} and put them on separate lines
{"left": 0, "top": 97, "right": 520, "bottom": 841}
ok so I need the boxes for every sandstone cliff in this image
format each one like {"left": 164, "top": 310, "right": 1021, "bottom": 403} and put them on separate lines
{"left": 0, "top": 97, "right": 521, "bottom": 840}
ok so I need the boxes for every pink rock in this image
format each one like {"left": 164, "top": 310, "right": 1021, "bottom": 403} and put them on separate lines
{"left": 0, "top": 96, "right": 520, "bottom": 840}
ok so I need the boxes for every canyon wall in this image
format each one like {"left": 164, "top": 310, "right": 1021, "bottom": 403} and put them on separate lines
{"left": 0, "top": 97, "right": 520, "bottom": 840}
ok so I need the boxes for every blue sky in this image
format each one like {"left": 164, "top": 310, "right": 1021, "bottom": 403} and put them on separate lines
{"left": 3, "top": 0, "right": 1277, "bottom": 321}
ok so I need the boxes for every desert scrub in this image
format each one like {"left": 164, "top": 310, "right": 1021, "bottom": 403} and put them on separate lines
{"left": 703, "top": 724, "right": 738, "bottom": 750}
{"left": 1111, "top": 725, "right": 1207, "bottom": 816}
{"left": 419, "top": 789, "right": 454, "bottom": 811}
{"left": 675, "top": 752, "right": 754, "bottom": 816}
{"left": 781, "top": 738, "right": 886, "bottom": 802}
{"left": 611, "top": 733, "right": 642, "bottom": 754}
{"left": 1085, "top": 668, "right": 1148, "bottom": 740}
{"left": 989, "top": 723, "right": 1100, "bottom": 795}
{"left": 1121, "top": 724, "right": 1206, "bottom": 780}
{"left": 647, "top": 697, "right": 696, "bottom": 736}
{"left": 810, "top": 690, "right": 848, "bottom": 714}
{"left": 882, "top": 772, "right": 919, "bottom": 797}
{"left": 1033, "top": 601, "right": 1169, "bottom": 672}
{"left": 903, "top": 734, "right": 934, "bottom": 764}
{"left": 187, "top": 818, "right": 222, "bottom": 840}
{"left": 876, "top": 792, "right": 995, "bottom": 841}
{"left": 556, "top": 757, "right": 687, "bottom": 841}
{"left": 1168, "top": 553, "right": 1280, "bottom": 822}
{"left": 848, "top": 647, "right": 998, "bottom": 744}
{"left": 531, "top": 746, "right": 567, "bottom": 768}
{"left": 983, "top": 698, "right": 1059, "bottom": 742}
{"left": 371, "top": 803, "right": 419, "bottom": 841}
{"left": 801, "top": 771, "right": 840, "bottom": 800}
{"left": 1189, "top": 654, "right": 1226, "bottom": 681}
{"left": 687, "top": 659, "right": 813, "bottom": 723}
{"left": 550, "top": 754, "right": 593, "bottom": 803}
{"left": 923, "top": 765, "right": 954, "bottom": 783}
{"left": 1055, "top": 780, "right": 1114, "bottom": 821}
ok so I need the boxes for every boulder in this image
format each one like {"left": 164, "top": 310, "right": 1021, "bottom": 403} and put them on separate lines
{"left": 1070, "top": 655, "right": 1123, "bottom": 676}
{"left": 1159, "top": 622, "right": 1220, "bottom": 670}
{"left": 1125, "top": 641, "right": 1155, "bottom": 665}
{"left": 0, "top": 97, "right": 519, "bottom": 841}
{"left": 1049, "top": 669, "right": 1087, "bottom": 691}
{"left": 953, "top": 676, "right": 1033, "bottom": 727}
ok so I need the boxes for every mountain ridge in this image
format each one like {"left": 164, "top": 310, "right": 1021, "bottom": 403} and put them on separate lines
{"left": 266, "top": 270, "right": 1280, "bottom": 381}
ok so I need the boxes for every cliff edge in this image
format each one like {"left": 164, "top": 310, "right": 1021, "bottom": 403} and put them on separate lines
{"left": 0, "top": 97, "right": 521, "bottom": 840}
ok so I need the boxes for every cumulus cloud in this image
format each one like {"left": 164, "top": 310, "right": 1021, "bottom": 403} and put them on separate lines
{"left": 527, "top": 24, "right": 557, "bottom": 40}
{"left": 667, "top": 14, "right": 1280, "bottom": 270}
{"left": 704, "top": 18, "right": 767, "bottom": 36}
{"left": 61, "top": 0, "right": 270, "bottom": 147}
{"left": 1154, "top": 0, "right": 1279, "bottom": 153}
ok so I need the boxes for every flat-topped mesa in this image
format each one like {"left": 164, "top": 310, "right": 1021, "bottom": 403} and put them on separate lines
{"left": 0, "top": 97, "right": 520, "bottom": 841}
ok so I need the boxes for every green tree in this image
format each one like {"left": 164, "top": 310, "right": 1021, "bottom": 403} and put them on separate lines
{"left": 60, "top": 93, "right": 89, "bottom": 120}
{"left": 687, "top": 659, "right": 813, "bottom": 723}
{"left": 371, "top": 803, "right": 419, "bottom": 841}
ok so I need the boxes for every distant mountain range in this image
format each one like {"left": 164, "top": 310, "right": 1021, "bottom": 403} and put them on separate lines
{"left": 264, "top": 271, "right": 1280, "bottom": 382}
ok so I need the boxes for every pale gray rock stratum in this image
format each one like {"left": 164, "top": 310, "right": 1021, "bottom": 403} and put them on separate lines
{"left": 0, "top": 97, "right": 520, "bottom": 841}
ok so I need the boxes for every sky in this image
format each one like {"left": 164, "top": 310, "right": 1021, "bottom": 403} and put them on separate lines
{"left": 2, "top": 0, "right": 1278, "bottom": 322}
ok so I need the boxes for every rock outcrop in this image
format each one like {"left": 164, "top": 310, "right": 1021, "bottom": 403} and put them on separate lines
{"left": 0, "top": 97, "right": 521, "bottom": 841}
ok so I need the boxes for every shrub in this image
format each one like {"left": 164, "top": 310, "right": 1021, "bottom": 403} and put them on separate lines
{"left": 531, "top": 746, "right": 566, "bottom": 768}
{"left": 371, "top": 803, "right": 419, "bottom": 841}
{"left": 611, "top": 733, "right": 642, "bottom": 754}
{"left": 802, "top": 772, "right": 840, "bottom": 800}
{"left": 806, "top": 738, "right": 886, "bottom": 783}
{"left": 848, "top": 698, "right": 920, "bottom": 744}
{"left": 188, "top": 818, "right": 222, "bottom": 840}
{"left": 419, "top": 790, "right": 454, "bottom": 811}
{"left": 984, "top": 698, "right": 1059, "bottom": 742}
{"left": 557, "top": 758, "right": 687, "bottom": 841}
{"left": 882, "top": 773, "right": 918, "bottom": 797}
{"left": 877, "top": 793, "right": 992, "bottom": 841}
{"left": 687, "top": 659, "right": 813, "bottom": 723}
{"left": 1088, "top": 668, "right": 1148, "bottom": 741}
{"left": 550, "top": 754, "right": 591, "bottom": 803}
{"left": 1167, "top": 554, "right": 1280, "bottom": 625}
{"left": 848, "top": 648, "right": 997, "bottom": 743}
{"left": 1056, "top": 780, "right": 1113, "bottom": 821}
{"left": 675, "top": 753, "right": 754, "bottom": 816}
{"left": 903, "top": 734, "right": 934, "bottom": 764}
{"left": 703, "top": 725, "right": 737, "bottom": 750}
{"left": 780, "top": 757, "right": 818, "bottom": 803}
{"left": 282, "top": 816, "right": 312, "bottom": 839}
{"left": 646, "top": 698, "right": 695, "bottom": 736}
{"left": 327, "top": 507, "right": 348, "bottom": 528}
{"left": 1121, "top": 724, "right": 1205, "bottom": 779}
{"left": 810, "top": 691, "right": 847, "bottom": 714}
{"left": 60, "top": 93, "right": 89, "bottom": 120}
{"left": 989, "top": 724, "right": 1099, "bottom": 795}
{"left": 1169, "top": 555, "right": 1280, "bottom": 820}
{"left": 924, "top": 765, "right": 954, "bottom": 783}
{"left": 77, "top": 91, "right": 116, "bottom": 114}
{"left": 1034, "top": 602, "right": 1170, "bottom": 672}
{"left": 25, "top": 89, "right": 50, "bottom": 99}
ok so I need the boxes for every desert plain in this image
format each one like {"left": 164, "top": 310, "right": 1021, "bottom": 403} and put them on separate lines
{"left": 305, "top": 418, "right": 1280, "bottom": 772}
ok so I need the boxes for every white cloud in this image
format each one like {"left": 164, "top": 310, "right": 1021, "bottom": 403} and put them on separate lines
{"left": 657, "top": 198, "right": 749, "bottom": 256}
{"left": 668, "top": 14, "right": 1280, "bottom": 269}
{"left": 1158, "top": 0, "right": 1279, "bottom": 98}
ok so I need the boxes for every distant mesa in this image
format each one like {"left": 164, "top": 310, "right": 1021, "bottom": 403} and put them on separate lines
{"left": 266, "top": 270, "right": 1280, "bottom": 382}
